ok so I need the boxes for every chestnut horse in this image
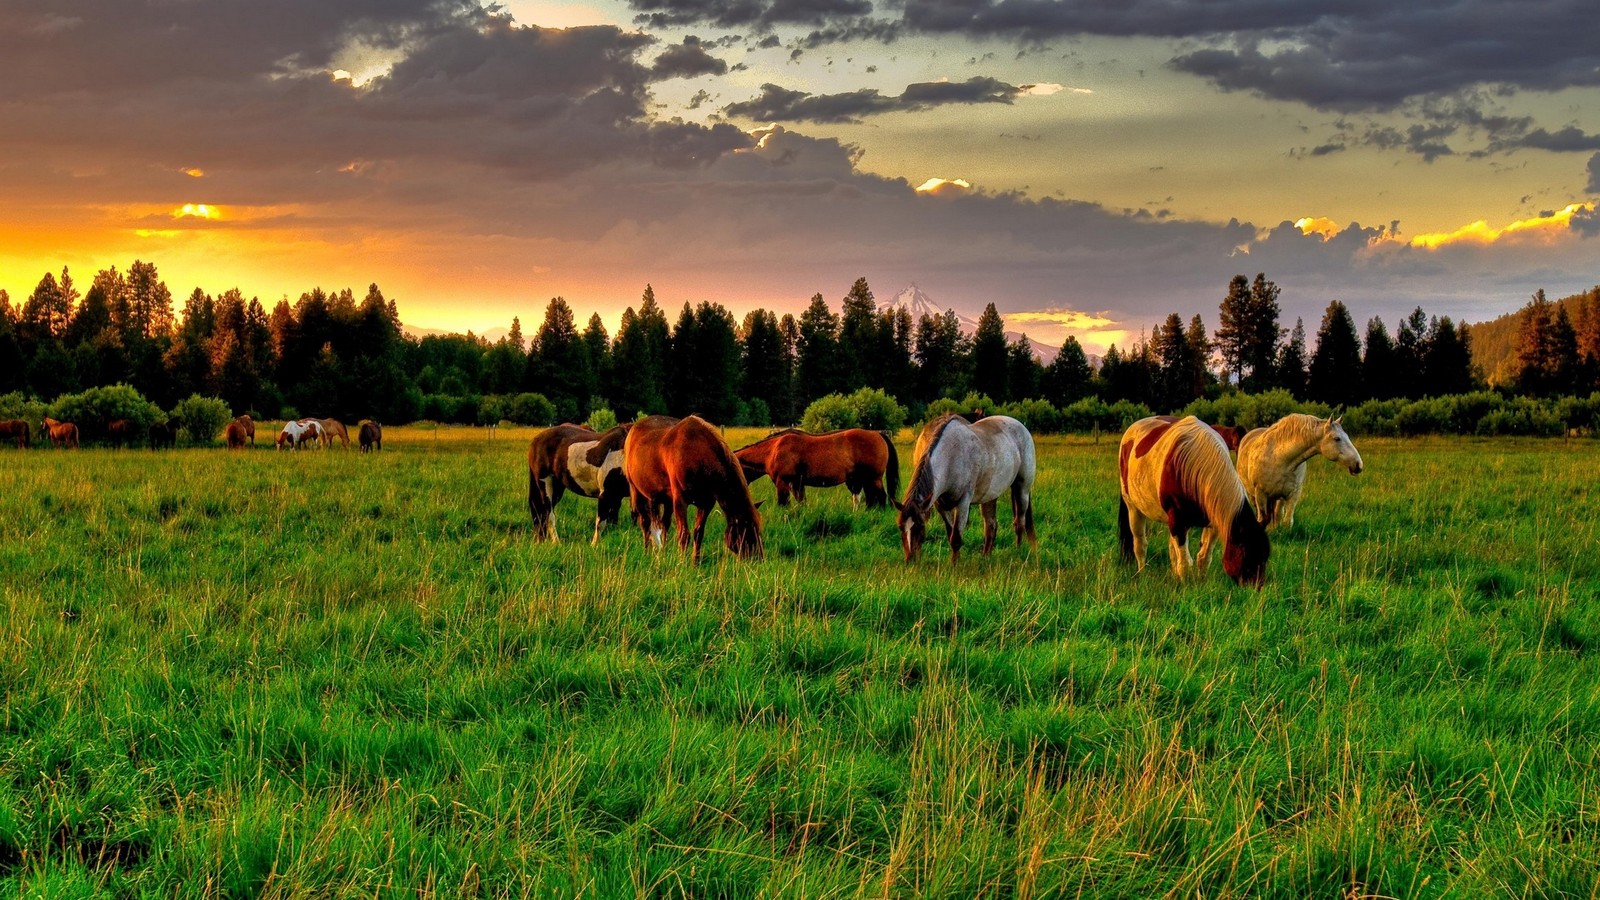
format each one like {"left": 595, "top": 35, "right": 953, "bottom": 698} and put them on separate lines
{"left": 624, "top": 415, "right": 763, "bottom": 562}
{"left": 0, "top": 419, "right": 28, "bottom": 449}
{"left": 359, "top": 420, "right": 382, "bottom": 452}
{"left": 234, "top": 414, "right": 256, "bottom": 446}
{"left": 734, "top": 428, "right": 900, "bottom": 508}
{"left": 106, "top": 418, "right": 138, "bottom": 449}
{"left": 41, "top": 417, "right": 79, "bottom": 449}
{"left": 527, "top": 423, "right": 633, "bottom": 543}
{"left": 225, "top": 420, "right": 248, "bottom": 450}
{"left": 318, "top": 418, "right": 351, "bottom": 449}
{"left": 897, "top": 414, "right": 1036, "bottom": 563}
{"left": 1118, "top": 415, "right": 1269, "bottom": 586}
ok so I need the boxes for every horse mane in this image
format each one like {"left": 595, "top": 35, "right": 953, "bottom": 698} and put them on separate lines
{"left": 904, "top": 414, "right": 960, "bottom": 511}
{"left": 1166, "top": 420, "right": 1250, "bottom": 528}
{"left": 1265, "top": 413, "right": 1326, "bottom": 445}
{"left": 585, "top": 423, "right": 631, "bottom": 466}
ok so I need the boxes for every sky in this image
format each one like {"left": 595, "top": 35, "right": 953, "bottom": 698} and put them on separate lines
{"left": 2, "top": 0, "right": 1598, "bottom": 354}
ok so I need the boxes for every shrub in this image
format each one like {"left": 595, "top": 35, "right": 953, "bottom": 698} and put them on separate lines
{"left": 800, "top": 394, "right": 856, "bottom": 432}
{"left": 47, "top": 385, "right": 163, "bottom": 441}
{"left": 0, "top": 392, "right": 46, "bottom": 433}
{"left": 170, "top": 395, "right": 232, "bottom": 445}
{"left": 508, "top": 392, "right": 556, "bottom": 427}
{"left": 800, "top": 388, "right": 908, "bottom": 433}
{"left": 585, "top": 407, "right": 619, "bottom": 431}
{"left": 733, "top": 398, "right": 769, "bottom": 428}
{"left": 991, "top": 398, "right": 1061, "bottom": 433}
{"left": 478, "top": 394, "right": 510, "bottom": 427}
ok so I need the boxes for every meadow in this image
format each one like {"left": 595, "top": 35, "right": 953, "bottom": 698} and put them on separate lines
{"left": 1, "top": 425, "right": 1598, "bottom": 897}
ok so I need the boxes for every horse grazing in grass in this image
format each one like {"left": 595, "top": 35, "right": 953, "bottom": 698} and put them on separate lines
{"left": 359, "top": 420, "right": 382, "bottom": 452}
{"left": 1152, "top": 416, "right": 1242, "bottom": 452}
{"left": 1118, "top": 415, "right": 1269, "bottom": 586}
{"left": 225, "top": 420, "right": 248, "bottom": 450}
{"left": 148, "top": 421, "right": 178, "bottom": 450}
{"left": 277, "top": 419, "right": 320, "bottom": 450}
{"left": 735, "top": 428, "right": 900, "bottom": 509}
{"left": 625, "top": 415, "right": 763, "bottom": 562}
{"left": 0, "top": 420, "right": 29, "bottom": 449}
{"left": 106, "top": 418, "right": 138, "bottom": 449}
{"left": 1237, "top": 414, "right": 1363, "bottom": 529}
{"left": 897, "top": 414, "right": 1036, "bottom": 563}
{"left": 234, "top": 414, "right": 256, "bottom": 446}
{"left": 318, "top": 418, "right": 350, "bottom": 449}
{"left": 41, "top": 418, "right": 79, "bottom": 449}
{"left": 527, "top": 423, "right": 634, "bottom": 543}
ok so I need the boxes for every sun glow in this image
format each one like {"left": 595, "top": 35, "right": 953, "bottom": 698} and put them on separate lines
{"left": 915, "top": 177, "right": 971, "bottom": 194}
{"left": 174, "top": 203, "right": 221, "bottom": 220}
{"left": 1294, "top": 216, "right": 1342, "bottom": 240}
{"left": 182, "top": 167, "right": 205, "bottom": 178}
{"left": 1408, "top": 203, "right": 1592, "bottom": 249}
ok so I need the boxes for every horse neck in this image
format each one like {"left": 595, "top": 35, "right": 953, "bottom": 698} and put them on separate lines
{"left": 1265, "top": 416, "right": 1325, "bottom": 467}
{"left": 1173, "top": 431, "right": 1249, "bottom": 533}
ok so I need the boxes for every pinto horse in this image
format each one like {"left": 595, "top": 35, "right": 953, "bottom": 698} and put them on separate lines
{"left": 1151, "top": 415, "right": 1242, "bottom": 452}
{"left": 624, "top": 415, "right": 763, "bottom": 562}
{"left": 1237, "top": 413, "right": 1363, "bottom": 529}
{"left": 359, "top": 420, "right": 382, "bottom": 452}
{"left": 1118, "top": 415, "right": 1269, "bottom": 586}
{"left": 897, "top": 414, "right": 1036, "bottom": 563}
{"left": 734, "top": 428, "right": 900, "bottom": 508}
{"left": 527, "top": 423, "right": 633, "bottom": 543}
{"left": 0, "top": 419, "right": 29, "bottom": 449}
{"left": 277, "top": 419, "right": 320, "bottom": 450}
{"left": 41, "top": 417, "right": 79, "bottom": 449}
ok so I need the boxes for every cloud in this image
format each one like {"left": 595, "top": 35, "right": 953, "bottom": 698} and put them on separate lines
{"left": 627, "top": 0, "right": 871, "bottom": 30}
{"left": 1589, "top": 152, "right": 1600, "bottom": 193}
{"left": 724, "top": 75, "right": 1025, "bottom": 123}
{"left": 651, "top": 36, "right": 730, "bottom": 79}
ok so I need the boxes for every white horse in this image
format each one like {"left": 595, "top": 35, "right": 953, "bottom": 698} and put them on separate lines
{"left": 1236, "top": 414, "right": 1363, "bottom": 528}
{"left": 897, "top": 414, "right": 1036, "bottom": 563}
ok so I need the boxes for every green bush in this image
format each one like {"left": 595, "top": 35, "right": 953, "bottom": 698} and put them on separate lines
{"left": 509, "top": 393, "right": 556, "bottom": 427}
{"left": 585, "top": 407, "right": 620, "bottom": 431}
{"left": 170, "top": 395, "right": 232, "bottom": 445}
{"left": 47, "top": 385, "right": 163, "bottom": 441}
{"left": 800, "top": 388, "right": 907, "bottom": 433}
{"left": 0, "top": 392, "right": 46, "bottom": 433}
{"left": 800, "top": 394, "right": 855, "bottom": 432}
{"left": 991, "top": 398, "right": 1061, "bottom": 433}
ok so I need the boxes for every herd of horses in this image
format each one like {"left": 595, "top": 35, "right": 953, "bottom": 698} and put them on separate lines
{"left": 525, "top": 409, "right": 1364, "bottom": 584}
{"left": 0, "top": 413, "right": 384, "bottom": 453}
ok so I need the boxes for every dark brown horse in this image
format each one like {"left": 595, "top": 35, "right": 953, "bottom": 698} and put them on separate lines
{"left": 148, "top": 421, "right": 178, "bottom": 450}
{"left": 225, "top": 420, "right": 248, "bottom": 450}
{"left": 106, "top": 418, "right": 138, "bottom": 449}
{"left": 734, "top": 428, "right": 900, "bottom": 508}
{"left": 359, "top": 420, "right": 382, "bottom": 452}
{"left": 625, "top": 415, "right": 763, "bottom": 562}
{"left": 41, "top": 417, "right": 79, "bottom": 449}
{"left": 234, "top": 414, "right": 256, "bottom": 446}
{"left": 0, "top": 419, "right": 28, "bottom": 449}
{"left": 527, "top": 422, "right": 634, "bottom": 543}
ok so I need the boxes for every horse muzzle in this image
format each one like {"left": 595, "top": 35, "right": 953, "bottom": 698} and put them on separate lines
{"left": 1348, "top": 461, "right": 1363, "bottom": 475}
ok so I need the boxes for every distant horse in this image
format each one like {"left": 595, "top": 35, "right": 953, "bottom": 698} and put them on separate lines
{"left": 277, "top": 419, "right": 320, "bottom": 450}
{"left": 897, "top": 414, "right": 1036, "bottom": 563}
{"left": 527, "top": 422, "right": 633, "bottom": 543}
{"left": 318, "top": 418, "right": 350, "bottom": 449}
{"left": 1152, "top": 415, "right": 1243, "bottom": 453}
{"left": 1237, "top": 414, "right": 1363, "bottom": 529}
{"left": 41, "top": 417, "right": 79, "bottom": 449}
{"left": 148, "top": 421, "right": 178, "bottom": 450}
{"left": 0, "top": 419, "right": 28, "bottom": 449}
{"left": 106, "top": 418, "right": 138, "bottom": 449}
{"left": 624, "top": 415, "right": 763, "bottom": 562}
{"left": 734, "top": 428, "right": 900, "bottom": 508}
{"left": 225, "top": 420, "right": 248, "bottom": 450}
{"left": 358, "top": 420, "right": 382, "bottom": 452}
{"left": 234, "top": 414, "right": 256, "bottom": 446}
{"left": 1118, "top": 415, "right": 1269, "bottom": 586}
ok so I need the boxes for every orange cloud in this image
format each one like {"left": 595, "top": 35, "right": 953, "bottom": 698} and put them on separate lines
{"left": 1294, "top": 216, "right": 1342, "bottom": 240}
{"left": 1408, "top": 203, "right": 1593, "bottom": 249}
{"left": 915, "top": 177, "right": 972, "bottom": 195}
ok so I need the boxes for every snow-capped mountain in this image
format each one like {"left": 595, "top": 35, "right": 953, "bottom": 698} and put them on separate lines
{"left": 882, "top": 284, "right": 1061, "bottom": 365}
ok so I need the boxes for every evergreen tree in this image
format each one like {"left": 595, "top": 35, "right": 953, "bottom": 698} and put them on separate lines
{"left": 0, "top": 290, "right": 23, "bottom": 393}
{"left": 837, "top": 277, "right": 879, "bottom": 389}
{"left": 609, "top": 285, "right": 670, "bottom": 415}
{"left": 1307, "top": 300, "right": 1363, "bottom": 406}
{"left": 20, "top": 270, "right": 74, "bottom": 342}
{"left": 1005, "top": 337, "right": 1042, "bottom": 401}
{"left": 778, "top": 314, "right": 800, "bottom": 423}
{"left": 1424, "top": 316, "right": 1475, "bottom": 397}
{"left": 679, "top": 302, "right": 741, "bottom": 421}
{"left": 527, "top": 296, "right": 589, "bottom": 419}
{"left": 1550, "top": 305, "right": 1580, "bottom": 396}
{"left": 507, "top": 316, "right": 525, "bottom": 354}
{"left": 741, "top": 309, "right": 791, "bottom": 426}
{"left": 914, "top": 310, "right": 966, "bottom": 402}
{"left": 1183, "top": 315, "right": 1214, "bottom": 400}
{"left": 1042, "top": 336, "right": 1093, "bottom": 406}
{"left": 1363, "top": 317, "right": 1399, "bottom": 400}
{"left": 1150, "top": 313, "right": 1193, "bottom": 411}
{"left": 126, "top": 260, "right": 174, "bottom": 340}
{"left": 667, "top": 301, "right": 699, "bottom": 413}
{"left": 796, "top": 293, "right": 841, "bottom": 405}
{"left": 581, "top": 313, "right": 610, "bottom": 412}
{"left": 1394, "top": 306, "right": 1430, "bottom": 398}
{"left": 1277, "top": 318, "right": 1308, "bottom": 399}
{"left": 879, "top": 305, "right": 916, "bottom": 404}
{"left": 970, "top": 302, "right": 1009, "bottom": 402}
{"left": 1214, "top": 274, "right": 1251, "bottom": 387}
{"left": 1513, "top": 290, "right": 1556, "bottom": 396}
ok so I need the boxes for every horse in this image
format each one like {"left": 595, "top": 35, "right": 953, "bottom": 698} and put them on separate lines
{"left": 1236, "top": 413, "right": 1363, "bottom": 529}
{"left": 148, "top": 421, "right": 178, "bottom": 450}
{"left": 0, "top": 419, "right": 28, "bottom": 449}
{"left": 897, "top": 414, "right": 1036, "bottom": 563}
{"left": 1152, "top": 415, "right": 1243, "bottom": 453}
{"left": 318, "top": 418, "right": 351, "bottom": 449}
{"left": 226, "top": 420, "right": 249, "bottom": 450}
{"left": 1118, "top": 415, "right": 1269, "bottom": 586}
{"left": 734, "top": 428, "right": 900, "bottom": 508}
{"left": 526, "top": 423, "right": 634, "bottom": 543}
{"left": 624, "top": 415, "right": 763, "bottom": 562}
{"left": 41, "top": 418, "right": 79, "bottom": 449}
{"left": 564, "top": 423, "right": 634, "bottom": 543}
{"left": 234, "top": 414, "right": 256, "bottom": 446}
{"left": 277, "top": 419, "right": 320, "bottom": 450}
{"left": 359, "top": 420, "right": 382, "bottom": 452}
{"left": 106, "top": 418, "right": 138, "bottom": 449}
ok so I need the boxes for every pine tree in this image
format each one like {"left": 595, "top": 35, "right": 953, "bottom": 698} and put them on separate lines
{"left": 1424, "top": 316, "right": 1475, "bottom": 397}
{"left": 1183, "top": 315, "right": 1214, "bottom": 401}
{"left": 1043, "top": 336, "right": 1093, "bottom": 406}
{"left": 1150, "top": 313, "right": 1192, "bottom": 411}
{"left": 741, "top": 309, "right": 790, "bottom": 427}
{"left": 796, "top": 293, "right": 841, "bottom": 405}
{"left": 609, "top": 286, "right": 670, "bottom": 415}
{"left": 914, "top": 310, "right": 965, "bottom": 402}
{"left": 1246, "top": 274, "right": 1284, "bottom": 391}
{"left": 20, "top": 270, "right": 73, "bottom": 341}
{"left": 837, "top": 277, "right": 878, "bottom": 389}
{"left": 581, "top": 313, "right": 610, "bottom": 412}
{"left": 1307, "top": 300, "right": 1363, "bottom": 406}
{"left": 1214, "top": 274, "right": 1252, "bottom": 387}
{"left": 1513, "top": 290, "right": 1556, "bottom": 396}
{"left": 1005, "top": 336, "right": 1042, "bottom": 401}
{"left": 971, "top": 303, "right": 1009, "bottom": 402}
{"left": 1550, "top": 305, "right": 1580, "bottom": 396}
{"left": 528, "top": 296, "right": 589, "bottom": 419}
{"left": 667, "top": 302, "right": 699, "bottom": 414}
{"left": 1363, "top": 317, "right": 1399, "bottom": 400}
{"left": 1395, "top": 306, "right": 1430, "bottom": 398}
{"left": 1277, "top": 318, "right": 1308, "bottom": 399}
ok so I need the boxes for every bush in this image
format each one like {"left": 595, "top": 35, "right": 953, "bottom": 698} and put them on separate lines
{"left": 585, "top": 407, "right": 619, "bottom": 431}
{"left": 509, "top": 392, "right": 556, "bottom": 427}
{"left": 800, "top": 388, "right": 908, "bottom": 433}
{"left": 47, "top": 385, "right": 163, "bottom": 441}
{"left": 733, "top": 398, "right": 769, "bottom": 428}
{"left": 991, "top": 398, "right": 1061, "bottom": 433}
{"left": 800, "top": 394, "right": 855, "bottom": 432}
{"left": 0, "top": 392, "right": 46, "bottom": 433}
{"left": 170, "top": 395, "right": 232, "bottom": 445}
{"left": 478, "top": 394, "right": 510, "bottom": 426}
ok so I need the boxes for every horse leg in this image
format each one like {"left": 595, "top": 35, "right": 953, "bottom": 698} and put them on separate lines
{"left": 947, "top": 502, "right": 970, "bottom": 563}
{"left": 1195, "top": 527, "right": 1217, "bottom": 572}
{"left": 1168, "top": 528, "right": 1192, "bottom": 580}
{"left": 1279, "top": 493, "right": 1298, "bottom": 529}
{"left": 1127, "top": 507, "right": 1149, "bottom": 572}
{"left": 691, "top": 506, "right": 710, "bottom": 564}
{"left": 1011, "top": 483, "right": 1035, "bottom": 548}
{"left": 794, "top": 479, "right": 806, "bottom": 505}
{"left": 673, "top": 499, "right": 692, "bottom": 553}
{"left": 777, "top": 478, "right": 792, "bottom": 507}
{"left": 980, "top": 500, "right": 998, "bottom": 555}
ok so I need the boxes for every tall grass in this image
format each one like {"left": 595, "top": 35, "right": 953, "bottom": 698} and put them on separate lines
{"left": 0, "top": 428, "right": 1596, "bottom": 896}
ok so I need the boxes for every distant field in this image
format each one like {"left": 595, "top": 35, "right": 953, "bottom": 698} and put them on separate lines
{"left": 1, "top": 427, "right": 1598, "bottom": 897}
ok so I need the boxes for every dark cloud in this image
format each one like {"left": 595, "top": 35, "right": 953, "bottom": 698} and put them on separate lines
{"left": 1589, "top": 153, "right": 1600, "bottom": 194}
{"left": 629, "top": 0, "right": 871, "bottom": 30}
{"left": 725, "top": 76, "right": 1024, "bottom": 123}
{"left": 651, "top": 36, "right": 730, "bottom": 79}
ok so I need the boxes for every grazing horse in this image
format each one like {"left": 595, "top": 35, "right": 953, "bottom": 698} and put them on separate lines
{"left": 234, "top": 414, "right": 256, "bottom": 446}
{"left": 318, "top": 418, "right": 351, "bottom": 449}
{"left": 897, "top": 414, "right": 1036, "bottom": 563}
{"left": 277, "top": 419, "right": 320, "bottom": 450}
{"left": 1236, "top": 414, "right": 1363, "bottom": 529}
{"left": 564, "top": 423, "right": 634, "bottom": 543}
{"left": 526, "top": 423, "right": 634, "bottom": 543}
{"left": 624, "top": 415, "right": 763, "bottom": 562}
{"left": 106, "top": 418, "right": 138, "bottom": 449}
{"left": 148, "top": 421, "right": 178, "bottom": 450}
{"left": 1151, "top": 416, "right": 1243, "bottom": 453}
{"left": 358, "top": 420, "right": 382, "bottom": 452}
{"left": 0, "top": 419, "right": 28, "bottom": 449}
{"left": 734, "top": 428, "right": 900, "bottom": 508}
{"left": 225, "top": 420, "right": 248, "bottom": 450}
{"left": 41, "top": 417, "right": 79, "bottom": 449}
{"left": 1118, "top": 415, "right": 1269, "bottom": 586}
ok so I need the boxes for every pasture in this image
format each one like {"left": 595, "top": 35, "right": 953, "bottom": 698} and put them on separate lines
{"left": 1, "top": 427, "right": 1598, "bottom": 897}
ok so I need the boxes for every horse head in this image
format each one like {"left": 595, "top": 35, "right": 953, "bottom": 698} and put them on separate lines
{"left": 724, "top": 509, "right": 764, "bottom": 560}
{"left": 1223, "top": 505, "right": 1270, "bottom": 588}
{"left": 1320, "top": 416, "right": 1363, "bottom": 475}
{"left": 897, "top": 502, "right": 928, "bottom": 562}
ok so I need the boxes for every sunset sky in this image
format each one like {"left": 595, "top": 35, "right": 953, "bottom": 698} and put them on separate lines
{"left": 2, "top": 0, "right": 1597, "bottom": 353}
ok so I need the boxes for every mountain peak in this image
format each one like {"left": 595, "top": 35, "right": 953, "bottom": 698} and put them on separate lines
{"left": 884, "top": 284, "right": 1060, "bottom": 364}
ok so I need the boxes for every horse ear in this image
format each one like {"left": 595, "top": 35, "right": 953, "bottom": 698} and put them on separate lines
{"left": 753, "top": 500, "right": 766, "bottom": 510}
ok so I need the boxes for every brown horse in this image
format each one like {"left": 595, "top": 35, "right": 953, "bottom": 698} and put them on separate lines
{"left": 1152, "top": 415, "right": 1242, "bottom": 453}
{"left": 41, "top": 418, "right": 79, "bottom": 449}
{"left": 735, "top": 428, "right": 900, "bottom": 508}
{"left": 624, "top": 415, "right": 763, "bottom": 562}
{"left": 225, "top": 420, "right": 248, "bottom": 450}
{"left": 359, "top": 420, "right": 382, "bottom": 452}
{"left": 318, "top": 418, "right": 351, "bottom": 449}
{"left": 149, "top": 421, "right": 178, "bottom": 450}
{"left": 106, "top": 418, "right": 138, "bottom": 449}
{"left": 0, "top": 419, "right": 28, "bottom": 449}
{"left": 234, "top": 414, "right": 256, "bottom": 446}
{"left": 527, "top": 422, "right": 634, "bottom": 543}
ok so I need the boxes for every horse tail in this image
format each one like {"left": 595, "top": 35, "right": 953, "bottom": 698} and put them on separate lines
{"left": 879, "top": 430, "right": 901, "bottom": 508}
{"left": 1117, "top": 495, "right": 1135, "bottom": 562}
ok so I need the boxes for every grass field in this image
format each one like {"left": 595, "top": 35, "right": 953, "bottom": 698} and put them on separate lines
{"left": 1, "top": 425, "right": 1598, "bottom": 897}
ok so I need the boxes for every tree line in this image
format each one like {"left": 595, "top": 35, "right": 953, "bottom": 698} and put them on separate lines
{"left": 0, "top": 260, "right": 1589, "bottom": 429}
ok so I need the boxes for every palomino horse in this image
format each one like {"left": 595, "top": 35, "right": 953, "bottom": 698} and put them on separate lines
{"left": 0, "top": 419, "right": 28, "bottom": 449}
{"left": 106, "top": 418, "right": 138, "bottom": 449}
{"left": 358, "top": 420, "right": 382, "bottom": 452}
{"left": 624, "top": 415, "right": 763, "bottom": 562}
{"left": 1237, "top": 414, "right": 1363, "bottom": 528}
{"left": 277, "top": 419, "right": 321, "bottom": 450}
{"left": 897, "top": 414, "right": 1036, "bottom": 563}
{"left": 234, "top": 414, "right": 256, "bottom": 446}
{"left": 225, "top": 420, "right": 249, "bottom": 450}
{"left": 41, "top": 417, "right": 79, "bottom": 449}
{"left": 734, "top": 428, "right": 900, "bottom": 508}
{"left": 1118, "top": 415, "right": 1269, "bottom": 586}
{"left": 526, "top": 423, "right": 633, "bottom": 543}
{"left": 318, "top": 418, "right": 351, "bottom": 449}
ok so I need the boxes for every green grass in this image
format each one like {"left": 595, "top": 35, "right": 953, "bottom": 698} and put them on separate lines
{"left": 1, "top": 428, "right": 1598, "bottom": 897}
